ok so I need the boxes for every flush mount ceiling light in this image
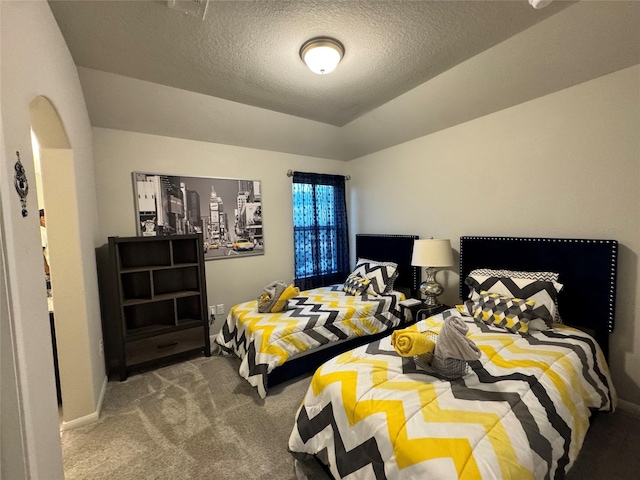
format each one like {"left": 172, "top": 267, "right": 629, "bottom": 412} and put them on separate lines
{"left": 529, "top": 0, "right": 553, "bottom": 9}
{"left": 167, "top": 0, "right": 209, "bottom": 20}
{"left": 300, "top": 37, "right": 345, "bottom": 75}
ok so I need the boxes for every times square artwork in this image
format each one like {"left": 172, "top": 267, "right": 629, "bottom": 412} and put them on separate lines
{"left": 133, "top": 172, "right": 263, "bottom": 260}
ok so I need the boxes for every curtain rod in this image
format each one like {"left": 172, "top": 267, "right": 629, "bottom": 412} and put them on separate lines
{"left": 286, "top": 169, "right": 351, "bottom": 180}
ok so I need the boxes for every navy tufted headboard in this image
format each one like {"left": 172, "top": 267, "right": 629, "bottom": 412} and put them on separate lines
{"left": 459, "top": 236, "right": 618, "bottom": 359}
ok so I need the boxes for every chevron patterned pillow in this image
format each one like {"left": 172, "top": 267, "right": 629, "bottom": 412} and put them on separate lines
{"left": 356, "top": 258, "right": 399, "bottom": 293}
{"left": 468, "top": 268, "right": 563, "bottom": 327}
{"left": 469, "top": 268, "right": 562, "bottom": 324}
{"left": 465, "top": 274, "right": 562, "bottom": 328}
{"left": 352, "top": 259, "right": 398, "bottom": 296}
{"left": 469, "top": 268, "right": 559, "bottom": 283}
{"left": 473, "top": 291, "right": 536, "bottom": 334}
{"left": 342, "top": 273, "right": 371, "bottom": 296}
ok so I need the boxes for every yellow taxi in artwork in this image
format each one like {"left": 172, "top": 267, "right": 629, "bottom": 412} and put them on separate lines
{"left": 232, "top": 238, "right": 254, "bottom": 251}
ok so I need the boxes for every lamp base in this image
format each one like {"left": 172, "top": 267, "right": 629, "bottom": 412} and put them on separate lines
{"left": 419, "top": 267, "right": 444, "bottom": 307}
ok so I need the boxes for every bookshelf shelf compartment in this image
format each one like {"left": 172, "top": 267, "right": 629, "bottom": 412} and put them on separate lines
{"left": 121, "top": 271, "right": 152, "bottom": 301}
{"left": 119, "top": 241, "right": 171, "bottom": 269}
{"left": 153, "top": 266, "right": 199, "bottom": 295}
{"left": 123, "top": 300, "right": 175, "bottom": 333}
{"left": 172, "top": 237, "right": 199, "bottom": 264}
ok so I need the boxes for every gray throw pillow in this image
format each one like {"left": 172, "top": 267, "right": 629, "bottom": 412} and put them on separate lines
{"left": 257, "top": 280, "right": 287, "bottom": 313}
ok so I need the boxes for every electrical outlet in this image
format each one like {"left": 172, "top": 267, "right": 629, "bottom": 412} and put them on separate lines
{"left": 99, "top": 339, "right": 104, "bottom": 356}
{"left": 209, "top": 306, "right": 216, "bottom": 317}
{"left": 216, "top": 304, "right": 224, "bottom": 315}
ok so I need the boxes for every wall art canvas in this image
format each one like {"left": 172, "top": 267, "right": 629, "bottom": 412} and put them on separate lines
{"left": 132, "top": 172, "right": 263, "bottom": 260}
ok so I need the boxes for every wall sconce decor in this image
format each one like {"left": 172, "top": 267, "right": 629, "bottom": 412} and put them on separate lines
{"left": 14, "top": 151, "right": 29, "bottom": 217}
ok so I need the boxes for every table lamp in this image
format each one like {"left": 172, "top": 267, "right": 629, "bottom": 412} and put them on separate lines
{"left": 411, "top": 239, "right": 454, "bottom": 306}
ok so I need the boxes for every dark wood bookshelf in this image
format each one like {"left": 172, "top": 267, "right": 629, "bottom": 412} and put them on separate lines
{"left": 96, "top": 234, "right": 210, "bottom": 380}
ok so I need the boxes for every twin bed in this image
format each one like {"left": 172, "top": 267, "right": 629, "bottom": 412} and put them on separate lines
{"left": 287, "top": 236, "right": 618, "bottom": 479}
{"left": 215, "top": 234, "right": 420, "bottom": 398}
{"left": 216, "top": 234, "right": 618, "bottom": 479}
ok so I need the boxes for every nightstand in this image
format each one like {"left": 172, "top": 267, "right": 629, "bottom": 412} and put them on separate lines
{"left": 400, "top": 301, "right": 451, "bottom": 325}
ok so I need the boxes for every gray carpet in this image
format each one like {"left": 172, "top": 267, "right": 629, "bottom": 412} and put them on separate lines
{"left": 61, "top": 354, "right": 640, "bottom": 479}
{"left": 567, "top": 407, "right": 640, "bottom": 479}
{"left": 61, "top": 355, "right": 326, "bottom": 480}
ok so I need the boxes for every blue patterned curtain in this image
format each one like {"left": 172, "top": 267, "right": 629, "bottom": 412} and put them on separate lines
{"left": 292, "top": 171, "right": 350, "bottom": 290}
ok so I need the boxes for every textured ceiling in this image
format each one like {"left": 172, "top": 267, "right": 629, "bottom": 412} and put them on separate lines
{"left": 48, "top": 0, "right": 572, "bottom": 127}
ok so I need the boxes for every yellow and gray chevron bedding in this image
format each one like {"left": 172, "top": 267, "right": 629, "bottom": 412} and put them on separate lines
{"left": 289, "top": 309, "right": 616, "bottom": 479}
{"left": 215, "top": 285, "right": 404, "bottom": 398}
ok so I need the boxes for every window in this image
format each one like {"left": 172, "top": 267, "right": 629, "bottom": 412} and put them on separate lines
{"left": 292, "top": 172, "right": 349, "bottom": 290}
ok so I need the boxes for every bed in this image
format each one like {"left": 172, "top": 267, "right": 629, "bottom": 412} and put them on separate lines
{"left": 215, "top": 234, "right": 420, "bottom": 398}
{"left": 288, "top": 236, "right": 618, "bottom": 479}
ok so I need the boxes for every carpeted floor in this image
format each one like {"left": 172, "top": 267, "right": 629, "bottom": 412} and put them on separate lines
{"left": 61, "top": 354, "right": 640, "bottom": 479}
{"left": 566, "top": 407, "right": 640, "bottom": 479}
{"left": 61, "top": 354, "right": 326, "bottom": 480}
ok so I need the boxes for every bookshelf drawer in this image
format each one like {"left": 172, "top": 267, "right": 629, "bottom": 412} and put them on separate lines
{"left": 125, "top": 327, "right": 205, "bottom": 366}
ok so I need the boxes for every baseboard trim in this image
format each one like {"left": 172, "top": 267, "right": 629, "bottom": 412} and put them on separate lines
{"left": 617, "top": 398, "right": 640, "bottom": 419}
{"left": 60, "top": 375, "right": 108, "bottom": 431}
{"left": 96, "top": 374, "right": 107, "bottom": 415}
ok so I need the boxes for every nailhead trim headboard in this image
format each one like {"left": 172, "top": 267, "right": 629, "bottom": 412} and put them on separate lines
{"left": 459, "top": 236, "right": 618, "bottom": 358}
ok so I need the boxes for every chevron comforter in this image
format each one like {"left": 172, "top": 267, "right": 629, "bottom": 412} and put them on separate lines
{"left": 289, "top": 310, "right": 616, "bottom": 479}
{"left": 215, "top": 285, "right": 404, "bottom": 398}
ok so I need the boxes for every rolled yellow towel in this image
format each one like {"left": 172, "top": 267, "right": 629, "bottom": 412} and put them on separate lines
{"left": 391, "top": 329, "right": 436, "bottom": 357}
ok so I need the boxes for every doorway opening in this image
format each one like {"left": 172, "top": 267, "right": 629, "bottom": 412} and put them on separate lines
{"left": 31, "top": 132, "right": 62, "bottom": 414}
{"left": 29, "top": 95, "right": 96, "bottom": 428}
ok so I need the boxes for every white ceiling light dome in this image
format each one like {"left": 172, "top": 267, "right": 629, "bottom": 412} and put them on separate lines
{"left": 300, "top": 37, "right": 345, "bottom": 75}
{"left": 529, "top": 0, "right": 554, "bottom": 9}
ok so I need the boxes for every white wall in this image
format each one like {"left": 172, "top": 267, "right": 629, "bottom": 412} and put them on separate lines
{"left": 0, "top": 0, "right": 104, "bottom": 476}
{"left": 92, "top": 128, "right": 348, "bottom": 332}
{"left": 0, "top": 145, "right": 27, "bottom": 479}
{"left": 346, "top": 64, "right": 640, "bottom": 405}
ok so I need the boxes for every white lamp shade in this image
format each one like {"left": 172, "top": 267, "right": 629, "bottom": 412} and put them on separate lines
{"left": 411, "top": 239, "right": 454, "bottom": 267}
{"left": 301, "top": 38, "right": 344, "bottom": 75}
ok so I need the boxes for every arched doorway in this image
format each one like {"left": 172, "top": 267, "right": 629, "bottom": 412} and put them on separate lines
{"left": 30, "top": 96, "right": 101, "bottom": 426}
